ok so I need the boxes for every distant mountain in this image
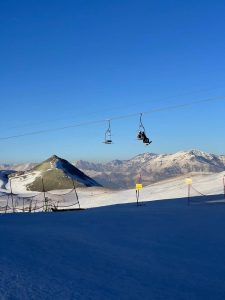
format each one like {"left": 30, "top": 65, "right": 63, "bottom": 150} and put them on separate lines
{"left": 74, "top": 150, "right": 225, "bottom": 188}
{"left": 9, "top": 155, "right": 102, "bottom": 192}
{"left": 2, "top": 150, "right": 225, "bottom": 190}
{"left": 0, "top": 163, "right": 36, "bottom": 172}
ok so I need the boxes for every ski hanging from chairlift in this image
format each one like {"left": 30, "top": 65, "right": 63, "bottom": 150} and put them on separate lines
{"left": 103, "top": 120, "right": 113, "bottom": 144}
{"left": 137, "top": 113, "right": 152, "bottom": 145}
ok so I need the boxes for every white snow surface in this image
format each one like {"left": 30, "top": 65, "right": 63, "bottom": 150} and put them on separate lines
{"left": 0, "top": 178, "right": 4, "bottom": 189}
{"left": 77, "top": 171, "right": 225, "bottom": 208}
{"left": 1, "top": 171, "right": 225, "bottom": 209}
{"left": 0, "top": 172, "right": 225, "bottom": 299}
{"left": 5, "top": 171, "right": 42, "bottom": 193}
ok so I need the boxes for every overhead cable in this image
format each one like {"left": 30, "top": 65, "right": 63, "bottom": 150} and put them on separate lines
{"left": 0, "top": 95, "right": 224, "bottom": 141}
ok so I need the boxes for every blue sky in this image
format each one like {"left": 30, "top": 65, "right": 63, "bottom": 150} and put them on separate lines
{"left": 1, "top": 0, "right": 225, "bottom": 163}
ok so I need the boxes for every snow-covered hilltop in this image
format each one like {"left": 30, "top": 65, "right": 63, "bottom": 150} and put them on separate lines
{"left": 8, "top": 155, "right": 102, "bottom": 192}
{"left": 75, "top": 150, "right": 225, "bottom": 188}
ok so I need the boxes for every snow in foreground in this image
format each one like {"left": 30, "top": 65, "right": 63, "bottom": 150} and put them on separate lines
{"left": 1, "top": 196, "right": 225, "bottom": 299}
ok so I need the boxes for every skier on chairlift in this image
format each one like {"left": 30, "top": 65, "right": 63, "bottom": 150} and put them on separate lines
{"left": 137, "top": 131, "right": 151, "bottom": 145}
{"left": 137, "top": 114, "right": 152, "bottom": 145}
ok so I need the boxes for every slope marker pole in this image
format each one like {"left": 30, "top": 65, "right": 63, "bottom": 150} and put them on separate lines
{"left": 136, "top": 189, "right": 139, "bottom": 206}
{"left": 185, "top": 177, "right": 192, "bottom": 206}
{"left": 188, "top": 184, "right": 191, "bottom": 206}
{"left": 135, "top": 173, "right": 143, "bottom": 207}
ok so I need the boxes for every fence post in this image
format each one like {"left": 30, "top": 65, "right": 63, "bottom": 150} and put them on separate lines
{"left": 223, "top": 176, "right": 225, "bottom": 200}
{"left": 5, "top": 195, "right": 9, "bottom": 214}
{"left": 41, "top": 176, "right": 48, "bottom": 212}
{"left": 29, "top": 198, "right": 33, "bottom": 213}
{"left": 9, "top": 179, "right": 15, "bottom": 213}
{"left": 72, "top": 179, "right": 80, "bottom": 209}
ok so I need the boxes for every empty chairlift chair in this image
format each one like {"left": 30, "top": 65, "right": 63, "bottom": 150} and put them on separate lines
{"left": 103, "top": 120, "right": 113, "bottom": 144}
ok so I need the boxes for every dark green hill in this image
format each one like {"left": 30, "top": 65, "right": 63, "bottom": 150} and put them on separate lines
{"left": 12, "top": 155, "right": 102, "bottom": 192}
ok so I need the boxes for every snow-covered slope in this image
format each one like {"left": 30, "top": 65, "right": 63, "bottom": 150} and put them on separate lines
{"left": 75, "top": 150, "right": 225, "bottom": 188}
{"left": 1, "top": 178, "right": 225, "bottom": 299}
{"left": 75, "top": 171, "right": 225, "bottom": 209}
{"left": 2, "top": 171, "right": 224, "bottom": 209}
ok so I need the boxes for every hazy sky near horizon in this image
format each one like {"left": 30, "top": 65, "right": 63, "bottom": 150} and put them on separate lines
{"left": 1, "top": 0, "right": 225, "bottom": 163}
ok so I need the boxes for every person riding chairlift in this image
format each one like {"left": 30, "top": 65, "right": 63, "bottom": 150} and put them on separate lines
{"left": 137, "top": 131, "right": 152, "bottom": 145}
{"left": 137, "top": 131, "right": 144, "bottom": 140}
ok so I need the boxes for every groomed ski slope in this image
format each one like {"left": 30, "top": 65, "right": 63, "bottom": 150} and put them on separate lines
{"left": 1, "top": 197, "right": 225, "bottom": 299}
{"left": 0, "top": 172, "right": 225, "bottom": 299}
{"left": 77, "top": 171, "right": 225, "bottom": 209}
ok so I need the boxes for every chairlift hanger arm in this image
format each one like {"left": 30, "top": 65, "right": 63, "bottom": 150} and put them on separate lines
{"left": 139, "top": 113, "right": 146, "bottom": 132}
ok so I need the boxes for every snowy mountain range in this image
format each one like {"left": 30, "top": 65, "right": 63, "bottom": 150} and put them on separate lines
{"left": 0, "top": 163, "right": 36, "bottom": 171}
{"left": 1, "top": 150, "right": 225, "bottom": 191}
{"left": 74, "top": 150, "right": 225, "bottom": 188}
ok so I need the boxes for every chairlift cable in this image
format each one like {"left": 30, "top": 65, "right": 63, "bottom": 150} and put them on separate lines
{"left": 0, "top": 95, "right": 224, "bottom": 141}
{"left": 5, "top": 85, "right": 225, "bottom": 131}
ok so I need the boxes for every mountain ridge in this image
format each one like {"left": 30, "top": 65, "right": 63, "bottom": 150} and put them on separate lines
{"left": 74, "top": 149, "right": 225, "bottom": 188}
{"left": 1, "top": 150, "right": 225, "bottom": 190}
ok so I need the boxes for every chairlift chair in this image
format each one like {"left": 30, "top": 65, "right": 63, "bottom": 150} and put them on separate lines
{"left": 103, "top": 120, "right": 113, "bottom": 144}
{"left": 137, "top": 113, "right": 152, "bottom": 145}
{"left": 143, "top": 136, "right": 151, "bottom": 145}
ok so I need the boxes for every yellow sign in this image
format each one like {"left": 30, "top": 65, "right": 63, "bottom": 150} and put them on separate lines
{"left": 185, "top": 178, "right": 192, "bottom": 185}
{"left": 136, "top": 183, "right": 143, "bottom": 190}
